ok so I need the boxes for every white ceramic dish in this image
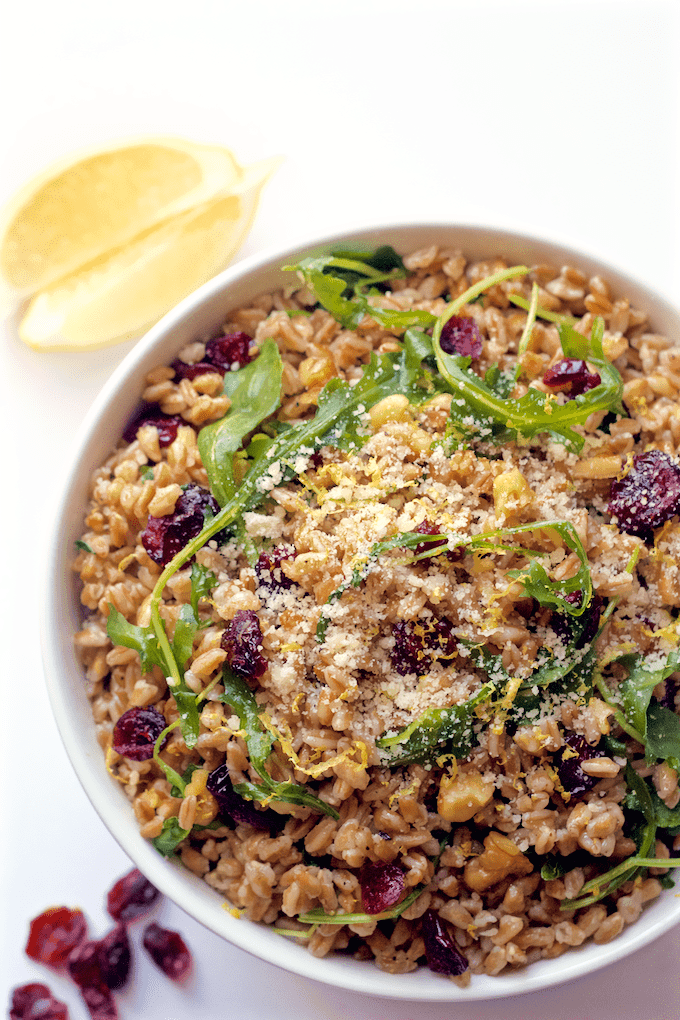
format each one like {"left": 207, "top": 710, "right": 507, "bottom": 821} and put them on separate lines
{"left": 42, "top": 224, "right": 680, "bottom": 1001}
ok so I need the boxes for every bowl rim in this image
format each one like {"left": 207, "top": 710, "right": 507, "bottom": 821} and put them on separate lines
{"left": 41, "top": 221, "right": 680, "bottom": 1002}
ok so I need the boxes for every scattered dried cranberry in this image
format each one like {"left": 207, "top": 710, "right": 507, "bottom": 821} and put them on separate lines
{"left": 67, "top": 940, "right": 105, "bottom": 990}
{"left": 552, "top": 591, "right": 604, "bottom": 649}
{"left": 79, "top": 984, "right": 117, "bottom": 1020}
{"left": 390, "top": 616, "right": 456, "bottom": 676}
{"left": 112, "top": 706, "right": 167, "bottom": 761}
{"left": 97, "top": 926, "right": 131, "bottom": 991}
{"left": 555, "top": 732, "right": 606, "bottom": 799}
{"left": 170, "top": 358, "right": 218, "bottom": 380}
{"left": 221, "top": 609, "right": 267, "bottom": 680}
{"left": 9, "top": 984, "right": 69, "bottom": 1020}
{"left": 122, "top": 404, "right": 185, "bottom": 447}
{"left": 359, "top": 861, "right": 405, "bottom": 914}
{"left": 608, "top": 449, "right": 680, "bottom": 539}
{"left": 204, "top": 331, "right": 253, "bottom": 371}
{"left": 67, "top": 925, "right": 130, "bottom": 999}
{"left": 141, "top": 484, "right": 222, "bottom": 566}
{"left": 206, "top": 763, "right": 283, "bottom": 831}
{"left": 106, "top": 868, "right": 159, "bottom": 923}
{"left": 142, "top": 922, "right": 192, "bottom": 981}
{"left": 421, "top": 910, "right": 468, "bottom": 976}
{"left": 255, "top": 544, "right": 296, "bottom": 593}
{"left": 543, "top": 358, "right": 601, "bottom": 396}
{"left": 439, "top": 315, "right": 483, "bottom": 359}
{"left": 25, "top": 907, "right": 87, "bottom": 967}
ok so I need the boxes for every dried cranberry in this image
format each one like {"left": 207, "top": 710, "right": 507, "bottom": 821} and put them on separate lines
{"left": 439, "top": 315, "right": 483, "bottom": 359}
{"left": 9, "top": 984, "right": 69, "bottom": 1020}
{"left": 80, "top": 985, "right": 117, "bottom": 1020}
{"left": 67, "top": 940, "right": 104, "bottom": 989}
{"left": 390, "top": 616, "right": 456, "bottom": 676}
{"left": 391, "top": 620, "right": 424, "bottom": 676}
{"left": 255, "top": 545, "right": 296, "bottom": 593}
{"left": 106, "top": 868, "right": 159, "bottom": 923}
{"left": 142, "top": 922, "right": 192, "bottom": 981}
{"left": 221, "top": 609, "right": 267, "bottom": 680}
{"left": 543, "top": 358, "right": 601, "bottom": 396}
{"left": 122, "top": 404, "right": 185, "bottom": 447}
{"left": 555, "top": 732, "right": 606, "bottom": 799}
{"left": 112, "top": 706, "right": 167, "bottom": 761}
{"left": 25, "top": 907, "right": 87, "bottom": 967}
{"left": 206, "top": 763, "right": 283, "bottom": 831}
{"left": 421, "top": 910, "right": 468, "bottom": 976}
{"left": 608, "top": 449, "right": 680, "bottom": 539}
{"left": 359, "top": 861, "right": 405, "bottom": 914}
{"left": 552, "top": 591, "right": 604, "bottom": 649}
{"left": 98, "top": 925, "right": 131, "bottom": 990}
{"left": 141, "top": 484, "right": 222, "bottom": 567}
{"left": 170, "top": 358, "right": 219, "bottom": 380}
{"left": 204, "top": 331, "right": 253, "bottom": 371}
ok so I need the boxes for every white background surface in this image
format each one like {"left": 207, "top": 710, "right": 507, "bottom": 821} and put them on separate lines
{"left": 1, "top": 1, "right": 679, "bottom": 1018}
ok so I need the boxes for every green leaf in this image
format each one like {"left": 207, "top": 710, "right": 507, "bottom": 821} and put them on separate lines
{"left": 75, "top": 539, "right": 93, "bottom": 553}
{"left": 433, "top": 310, "right": 624, "bottom": 454}
{"left": 377, "top": 682, "right": 494, "bottom": 766}
{"left": 646, "top": 703, "right": 680, "bottom": 768}
{"left": 298, "top": 885, "right": 423, "bottom": 926}
{"left": 198, "top": 338, "right": 283, "bottom": 506}
{"left": 189, "top": 561, "right": 218, "bottom": 619}
{"left": 106, "top": 606, "right": 164, "bottom": 674}
{"left": 152, "top": 817, "right": 190, "bottom": 857}
{"left": 616, "top": 647, "right": 680, "bottom": 748}
{"left": 284, "top": 248, "right": 430, "bottom": 332}
{"left": 218, "top": 667, "right": 338, "bottom": 819}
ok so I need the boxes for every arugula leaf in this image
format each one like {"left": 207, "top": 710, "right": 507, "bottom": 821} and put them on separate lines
{"left": 218, "top": 667, "right": 339, "bottom": 818}
{"left": 152, "top": 817, "right": 190, "bottom": 857}
{"left": 377, "top": 682, "right": 494, "bottom": 766}
{"left": 106, "top": 606, "right": 165, "bottom": 674}
{"left": 433, "top": 311, "right": 624, "bottom": 453}
{"left": 504, "top": 520, "right": 592, "bottom": 616}
{"left": 284, "top": 248, "right": 436, "bottom": 332}
{"left": 645, "top": 703, "right": 680, "bottom": 768}
{"left": 198, "top": 338, "right": 283, "bottom": 507}
{"left": 189, "top": 561, "right": 217, "bottom": 619}
{"left": 297, "top": 885, "right": 423, "bottom": 926}
{"left": 614, "top": 647, "right": 680, "bottom": 748}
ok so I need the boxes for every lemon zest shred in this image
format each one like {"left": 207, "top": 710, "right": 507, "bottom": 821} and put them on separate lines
{"left": 222, "top": 904, "right": 244, "bottom": 919}
{"left": 105, "top": 746, "right": 129, "bottom": 784}
{"left": 117, "top": 552, "right": 137, "bottom": 572}
{"left": 259, "top": 713, "right": 368, "bottom": 777}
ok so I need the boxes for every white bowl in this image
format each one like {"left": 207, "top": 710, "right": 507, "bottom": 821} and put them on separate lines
{"left": 42, "top": 224, "right": 680, "bottom": 1001}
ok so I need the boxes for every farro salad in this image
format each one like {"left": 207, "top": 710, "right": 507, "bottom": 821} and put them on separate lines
{"left": 74, "top": 243, "right": 680, "bottom": 983}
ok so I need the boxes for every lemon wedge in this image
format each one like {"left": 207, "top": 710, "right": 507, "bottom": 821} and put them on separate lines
{"left": 18, "top": 156, "right": 279, "bottom": 350}
{"left": 0, "top": 137, "right": 280, "bottom": 350}
{"left": 1, "top": 137, "right": 245, "bottom": 299}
